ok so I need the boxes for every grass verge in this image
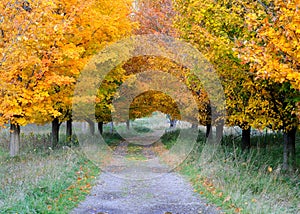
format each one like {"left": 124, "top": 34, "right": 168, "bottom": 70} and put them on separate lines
{"left": 161, "top": 129, "right": 300, "bottom": 214}
{"left": 0, "top": 146, "right": 99, "bottom": 214}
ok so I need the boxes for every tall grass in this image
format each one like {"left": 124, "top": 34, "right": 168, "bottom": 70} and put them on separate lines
{"left": 0, "top": 129, "right": 101, "bottom": 213}
{"left": 161, "top": 129, "right": 300, "bottom": 213}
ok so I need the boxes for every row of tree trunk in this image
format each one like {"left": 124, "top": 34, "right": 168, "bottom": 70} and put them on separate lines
{"left": 8, "top": 119, "right": 297, "bottom": 170}
{"left": 52, "top": 119, "right": 106, "bottom": 147}
{"left": 204, "top": 123, "right": 296, "bottom": 170}
{"left": 205, "top": 124, "right": 251, "bottom": 150}
{"left": 205, "top": 123, "right": 223, "bottom": 142}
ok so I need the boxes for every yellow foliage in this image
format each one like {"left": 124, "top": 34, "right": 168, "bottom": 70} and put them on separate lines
{"left": 0, "top": 0, "right": 134, "bottom": 126}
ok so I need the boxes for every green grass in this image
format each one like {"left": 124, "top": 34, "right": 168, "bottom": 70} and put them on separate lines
{"left": 101, "top": 132, "right": 124, "bottom": 147}
{"left": 0, "top": 132, "right": 100, "bottom": 213}
{"left": 125, "top": 144, "right": 147, "bottom": 161}
{"left": 160, "top": 129, "right": 300, "bottom": 214}
{"left": 160, "top": 129, "right": 180, "bottom": 149}
{"left": 1, "top": 122, "right": 299, "bottom": 213}
{"left": 0, "top": 124, "right": 131, "bottom": 213}
{"left": 125, "top": 153, "right": 148, "bottom": 161}
{"left": 133, "top": 126, "right": 152, "bottom": 133}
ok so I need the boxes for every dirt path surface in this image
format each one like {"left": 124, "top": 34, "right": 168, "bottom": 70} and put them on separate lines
{"left": 71, "top": 136, "right": 220, "bottom": 214}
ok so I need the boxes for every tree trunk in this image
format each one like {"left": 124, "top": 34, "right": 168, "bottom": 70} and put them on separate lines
{"left": 263, "top": 129, "right": 268, "bottom": 148}
{"left": 110, "top": 122, "right": 114, "bottom": 134}
{"left": 86, "top": 119, "right": 95, "bottom": 135}
{"left": 52, "top": 118, "right": 60, "bottom": 148}
{"left": 206, "top": 123, "right": 212, "bottom": 139}
{"left": 98, "top": 121, "right": 103, "bottom": 135}
{"left": 216, "top": 123, "right": 224, "bottom": 143}
{"left": 66, "top": 119, "right": 72, "bottom": 143}
{"left": 283, "top": 127, "right": 297, "bottom": 170}
{"left": 289, "top": 128, "right": 296, "bottom": 169}
{"left": 10, "top": 123, "right": 20, "bottom": 157}
{"left": 191, "top": 123, "right": 198, "bottom": 129}
{"left": 170, "top": 119, "right": 177, "bottom": 128}
{"left": 241, "top": 127, "right": 251, "bottom": 151}
{"left": 126, "top": 120, "right": 130, "bottom": 130}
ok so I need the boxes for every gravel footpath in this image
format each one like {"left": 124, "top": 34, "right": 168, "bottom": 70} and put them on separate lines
{"left": 71, "top": 141, "right": 221, "bottom": 214}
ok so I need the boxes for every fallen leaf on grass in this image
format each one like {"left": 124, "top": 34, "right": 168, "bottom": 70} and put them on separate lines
{"left": 268, "top": 166, "right": 273, "bottom": 172}
{"left": 223, "top": 195, "right": 231, "bottom": 203}
{"left": 234, "top": 207, "right": 242, "bottom": 213}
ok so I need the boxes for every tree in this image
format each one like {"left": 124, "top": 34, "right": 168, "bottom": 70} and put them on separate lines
{"left": 133, "top": 0, "right": 177, "bottom": 36}
{"left": 0, "top": 0, "right": 72, "bottom": 155}
{"left": 174, "top": 0, "right": 299, "bottom": 168}
{"left": 122, "top": 56, "right": 204, "bottom": 126}
{"left": 46, "top": 0, "right": 134, "bottom": 146}
{"left": 173, "top": 0, "right": 258, "bottom": 147}
{"left": 119, "top": 0, "right": 203, "bottom": 128}
{"left": 0, "top": 0, "right": 134, "bottom": 155}
{"left": 239, "top": 0, "right": 300, "bottom": 168}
